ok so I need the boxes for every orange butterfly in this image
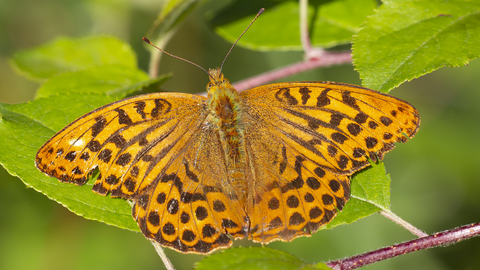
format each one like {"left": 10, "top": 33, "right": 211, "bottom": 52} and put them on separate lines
{"left": 36, "top": 66, "right": 419, "bottom": 253}
{"left": 35, "top": 10, "right": 419, "bottom": 254}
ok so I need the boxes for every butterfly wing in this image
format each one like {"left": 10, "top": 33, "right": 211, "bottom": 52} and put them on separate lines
{"left": 132, "top": 121, "right": 249, "bottom": 254}
{"left": 36, "top": 93, "right": 206, "bottom": 195}
{"left": 36, "top": 92, "right": 248, "bottom": 254}
{"left": 240, "top": 81, "right": 420, "bottom": 243}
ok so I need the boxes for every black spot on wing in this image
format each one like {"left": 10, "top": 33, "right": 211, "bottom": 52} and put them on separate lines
{"left": 116, "top": 153, "right": 132, "bottom": 166}
{"left": 65, "top": 151, "right": 76, "bottom": 162}
{"left": 116, "top": 108, "right": 133, "bottom": 125}
{"left": 380, "top": 116, "right": 393, "bottom": 126}
{"left": 279, "top": 146, "right": 287, "bottom": 175}
{"left": 86, "top": 141, "right": 101, "bottom": 152}
{"left": 151, "top": 99, "right": 172, "bottom": 118}
{"left": 299, "top": 87, "right": 311, "bottom": 105}
{"left": 183, "top": 160, "right": 199, "bottom": 183}
{"left": 275, "top": 88, "right": 298, "bottom": 105}
{"left": 329, "top": 113, "right": 344, "bottom": 127}
{"left": 110, "top": 134, "right": 127, "bottom": 148}
{"left": 91, "top": 116, "right": 107, "bottom": 137}
{"left": 331, "top": 133, "right": 347, "bottom": 144}
{"left": 316, "top": 89, "right": 331, "bottom": 107}
{"left": 98, "top": 149, "right": 112, "bottom": 163}
{"left": 365, "top": 137, "right": 378, "bottom": 149}
{"left": 347, "top": 123, "right": 362, "bottom": 136}
{"left": 355, "top": 112, "right": 368, "bottom": 124}
{"left": 80, "top": 152, "right": 90, "bottom": 160}
{"left": 342, "top": 91, "right": 360, "bottom": 110}
{"left": 134, "top": 101, "right": 146, "bottom": 119}
{"left": 268, "top": 197, "right": 280, "bottom": 210}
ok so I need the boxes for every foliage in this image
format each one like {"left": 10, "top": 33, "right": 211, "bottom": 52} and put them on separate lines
{"left": 1, "top": 0, "right": 480, "bottom": 269}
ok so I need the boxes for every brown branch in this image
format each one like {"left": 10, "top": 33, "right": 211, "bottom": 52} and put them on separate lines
{"left": 232, "top": 50, "right": 352, "bottom": 92}
{"left": 326, "top": 222, "right": 480, "bottom": 270}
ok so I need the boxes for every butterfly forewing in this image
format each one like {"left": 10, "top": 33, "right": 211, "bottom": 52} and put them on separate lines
{"left": 36, "top": 93, "right": 206, "bottom": 196}
{"left": 241, "top": 81, "right": 419, "bottom": 170}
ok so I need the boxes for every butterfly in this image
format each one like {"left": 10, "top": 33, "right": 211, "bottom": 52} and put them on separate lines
{"left": 35, "top": 63, "right": 420, "bottom": 253}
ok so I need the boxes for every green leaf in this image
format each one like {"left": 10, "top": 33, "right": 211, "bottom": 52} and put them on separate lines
{"left": 351, "top": 161, "right": 391, "bottom": 210}
{"left": 196, "top": 247, "right": 328, "bottom": 270}
{"left": 210, "top": 0, "right": 377, "bottom": 50}
{"left": 0, "top": 93, "right": 139, "bottom": 231}
{"left": 35, "top": 65, "right": 170, "bottom": 99}
{"left": 326, "top": 162, "right": 389, "bottom": 229}
{"left": 314, "top": 263, "right": 334, "bottom": 270}
{"left": 143, "top": 0, "right": 203, "bottom": 79}
{"left": 147, "top": 0, "right": 202, "bottom": 39}
{"left": 353, "top": 0, "right": 480, "bottom": 92}
{"left": 3, "top": 33, "right": 173, "bottom": 235}
{"left": 11, "top": 36, "right": 137, "bottom": 81}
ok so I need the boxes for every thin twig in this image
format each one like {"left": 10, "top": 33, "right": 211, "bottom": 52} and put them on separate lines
{"left": 299, "top": 0, "right": 326, "bottom": 60}
{"left": 326, "top": 222, "right": 480, "bottom": 270}
{"left": 147, "top": 31, "right": 175, "bottom": 79}
{"left": 231, "top": 0, "right": 351, "bottom": 92}
{"left": 299, "top": 0, "right": 311, "bottom": 53}
{"left": 151, "top": 241, "right": 175, "bottom": 270}
{"left": 232, "top": 51, "right": 352, "bottom": 92}
{"left": 381, "top": 210, "right": 428, "bottom": 238}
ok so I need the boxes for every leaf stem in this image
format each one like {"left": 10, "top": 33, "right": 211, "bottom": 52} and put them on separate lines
{"left": 147, "top": 32, "right": 175, "bottom": 79}
{"left": 381, "top": 210, "right": 428, "bottom": 237}
{"left": 231, "top": 0, "right": 351, "bottom": 92}
{"left": 299, "top": 0, "right": 311, "bottom": 53}
{"left": 299, "top": 0, "right": 326, "bottom": 60}
{"left": 326, "top": 222, "right": 480, "bottom": 270}
{"left": 151, "top": 241, "right": 175, "bottom": 270}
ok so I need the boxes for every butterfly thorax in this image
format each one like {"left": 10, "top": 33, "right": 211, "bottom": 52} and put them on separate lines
{"left": 206, "top": 68, "right": 247, "bottom": 201}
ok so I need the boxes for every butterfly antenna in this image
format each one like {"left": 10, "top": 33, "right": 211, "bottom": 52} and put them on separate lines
{"left": 142, "top": 37, "right": 210, "bottom": 78}
{"left": 220, "top": 8, "right": 265, "bottom": 73}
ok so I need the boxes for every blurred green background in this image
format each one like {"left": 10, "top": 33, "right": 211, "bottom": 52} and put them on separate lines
{"left": 1, "top": 0, "right": 479, "bottom": 269}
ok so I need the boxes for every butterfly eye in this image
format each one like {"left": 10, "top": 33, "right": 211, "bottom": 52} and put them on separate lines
{"left": 207, "top": 82, "right": 214, "bottom": 89}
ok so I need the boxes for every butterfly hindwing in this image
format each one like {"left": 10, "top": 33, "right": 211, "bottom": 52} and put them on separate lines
{"left": 36, "top": 92, "right": 251, "bottom": 253}
{"left": 133, "top": 124, "right": 248, "bottom": 253}
{"left": 243, "top": 127, "right": 350, "bottom": 243}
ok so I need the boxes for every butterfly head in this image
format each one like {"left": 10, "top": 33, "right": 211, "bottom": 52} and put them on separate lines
{"left": 206, "top": 67, "right": 241, "bottom": 117}
{"left": 206, "top": 68, "right": 234, "bottom": 94}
